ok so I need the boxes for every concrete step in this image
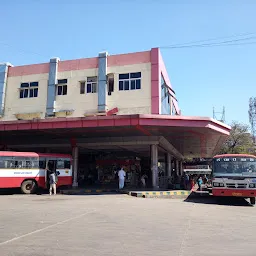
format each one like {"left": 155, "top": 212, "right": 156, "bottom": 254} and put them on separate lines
{"left": 128, "top": 190, "right": 191, "bottom": 198}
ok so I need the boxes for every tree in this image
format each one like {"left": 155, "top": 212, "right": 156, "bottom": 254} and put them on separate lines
{"left": 219, "top": 121, "right": 255, "bottom": 154}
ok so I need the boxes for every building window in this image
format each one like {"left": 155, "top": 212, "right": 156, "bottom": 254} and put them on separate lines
{"left": 20, "top": 82, "right": 39, "bottom": 98}
{"left": 161, "top": 75, "right": 171, "bottom": 115}
{"left": 87, "top": 77, "right": 97, "bottom": 93}
{"left": 57, "top": 79, "right": 67, "bottom": 95}
{"left": 80, "top": 81, "right": 86, "bottom": 94}
{"left": 118, "top": 72, "right": 141, "bottom": 91}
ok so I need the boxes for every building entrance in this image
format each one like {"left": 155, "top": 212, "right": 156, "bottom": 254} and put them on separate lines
{"left": 76, "top": 152, "right": 154, "bottom": 190}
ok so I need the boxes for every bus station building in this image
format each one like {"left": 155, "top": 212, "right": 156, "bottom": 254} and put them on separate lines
{"left": 0, "top": 48, "right": 231, "bottom": 189}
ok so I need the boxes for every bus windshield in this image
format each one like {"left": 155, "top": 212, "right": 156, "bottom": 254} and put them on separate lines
{"left": 213, "top": 156, "right": 256, "bottom": 177}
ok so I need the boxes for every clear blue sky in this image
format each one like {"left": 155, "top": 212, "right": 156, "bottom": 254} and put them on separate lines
{"left": 1, "top": 0, "right": 255, "bottom": 126}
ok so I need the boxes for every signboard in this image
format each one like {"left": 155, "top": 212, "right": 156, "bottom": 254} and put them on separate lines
{"left": 214, "top": 157, "right": 256, "bottom": 162}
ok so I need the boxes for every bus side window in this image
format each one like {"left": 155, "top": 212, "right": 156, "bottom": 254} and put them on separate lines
{"left": 32, "top": 160, "right": 39, "bottom": 168}
{"left": 15, "top": 161, "right": 23, "bottom": 168}
{"left": 6, "top": 160, "right": 13, "bottom": 168}
{"left": 57, "top": 160, "right": 64, "bottom": 169}
{"left": 0, "top": 157, "right": 5, "bottom": 168}
{"left": 4, "top": 160, "right": 14, "bottom": 168}
{"left": 39, "top": 160, "right": 46, "bottom": 169}
{"left": 25, "top": 161, "right": 32, "bottom": 169}
{"left": 64, "top": 160, "right": 71, "bottom": 169}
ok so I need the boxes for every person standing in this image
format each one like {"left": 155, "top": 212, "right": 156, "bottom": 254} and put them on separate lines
{"left": 190, "top": 175, "right": 195, "bottom": 191}
{"left": 197, "top": 176, "right": 203, "bottom": 191}
{"left": 140, "top": 174, "right": 148, "bottom": 188}
{"left": 203, "top": 174, "right": 208, "bottom": 184}
{"left": 118, "top": 166, "right": 126, "bottom": 190}
{"left": 49, "top": 170, "right": 57, "bottom": 195}
{"left": 184, "top": 173, "right": 190, "bottom": 190}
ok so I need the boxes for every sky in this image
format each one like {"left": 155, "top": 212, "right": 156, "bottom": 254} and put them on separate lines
{"left": 0, "top": 0, "right": 255, "bottom": 126}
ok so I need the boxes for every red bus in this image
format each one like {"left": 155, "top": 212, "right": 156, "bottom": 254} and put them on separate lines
{"left": 0, "top": 151, "right": 73, "bottom": 194}
{"left": 212, "top": 154, "right": 256, "bottom": 205}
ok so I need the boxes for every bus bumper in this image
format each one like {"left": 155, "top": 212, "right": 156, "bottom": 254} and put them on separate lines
{"left": 212, "top": 188, "right": 256, "bottom": 197}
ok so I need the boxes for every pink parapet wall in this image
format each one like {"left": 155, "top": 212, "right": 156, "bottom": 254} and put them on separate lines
{"left": 108, "top": 51, "right": 151, "bottom": 66}
{"left": 7, "top": 51, "right": 151, "bottom": 77}
{"left": 58, "top": 57, "right": 98, "bottom": 72}
{"left": 58, "top": 51, "right": 151, "bottom": 71}
{"left": 8, "top": 63, "right": 50, "bottom": 77}
{"left": 150, "top": 48, "right": 180, "bottom": 115}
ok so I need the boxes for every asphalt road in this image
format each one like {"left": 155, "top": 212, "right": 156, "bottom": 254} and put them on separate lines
{"left": 0, "top": 193, "right": 255, "bottom": 256}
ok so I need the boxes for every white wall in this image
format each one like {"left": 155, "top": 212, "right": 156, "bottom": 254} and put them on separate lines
{"left": 2, "top": 62, "right": 152, "bottom": 121}
{"left": 107, "top": 63, "right": 151, "bottom": 115}
{"left": 3, "top": 73, "right": 48, "bottom": 121}
{"left": 55, "top": 68, "right": 98, "bottom": 117}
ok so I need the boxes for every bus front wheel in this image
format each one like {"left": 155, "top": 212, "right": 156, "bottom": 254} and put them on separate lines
{"left": 21, "top": 180, "right": 37, "bottom": 194}
{"left": 250, "top": 197, "right": 256, "bottom": 205}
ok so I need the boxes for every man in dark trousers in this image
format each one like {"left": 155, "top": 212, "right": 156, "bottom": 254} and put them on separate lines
{"left": 47, "top": 161, "right": 57, "bottom": 195}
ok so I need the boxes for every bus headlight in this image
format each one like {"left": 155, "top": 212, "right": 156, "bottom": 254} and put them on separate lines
{"left": 213, "top": 182, "right": 219, "bottom": 187}
{"left": 219, "top": 183, "right": 224, "bottom": 187}
{"left": 249, "top": 183, "right": 255, "bottom": 188}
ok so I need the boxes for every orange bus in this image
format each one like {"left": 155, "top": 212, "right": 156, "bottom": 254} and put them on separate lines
{"left": 212, "top": 154, "right": 256, "bottom": 205}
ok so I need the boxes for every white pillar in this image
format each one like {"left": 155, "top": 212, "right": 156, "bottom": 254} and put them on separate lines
{"left": 151, "top": 144, "right": 158, "bottom": 189}
{"left": 167, "top": 153, "right": 172, "bottom": 177}
{"left": 72, "top": 146, "right": 79, "bottom": 187}
{"left": 176, "top": 159, "right": 179, "bottom": 176}
{"left": 179, "top": 161, "right": 183, "bottom": 176}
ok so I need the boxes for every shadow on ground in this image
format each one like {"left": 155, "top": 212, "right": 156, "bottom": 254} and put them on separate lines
{"left": 0, "top": 188, "right": 61, "bottom": 196}
{"left": 0, "top": 188, "right": 22, "bottom": 195}
{"left": 0, "top": 188, "right": 125, "bottom": 196}
{"left": 185, "top": 194, "right": 253, "bottom": 207}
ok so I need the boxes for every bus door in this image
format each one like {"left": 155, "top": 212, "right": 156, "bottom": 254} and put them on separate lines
{"left": 45, "top": 159, "right": 57, "bottom": 189}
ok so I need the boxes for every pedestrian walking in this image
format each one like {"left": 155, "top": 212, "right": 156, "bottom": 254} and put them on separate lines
{"left": 49, "top": 170, "right": 57, "bottom": 195}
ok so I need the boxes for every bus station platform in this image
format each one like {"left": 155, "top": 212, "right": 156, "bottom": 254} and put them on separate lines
{"left": 59, "top": 187, "right": 193, "bottom": 198}
{"left": 1, "top": 114, "right": 231, "bottom": 193}
{"left": 59, "top": 188, "right": 120, "bottom": 195}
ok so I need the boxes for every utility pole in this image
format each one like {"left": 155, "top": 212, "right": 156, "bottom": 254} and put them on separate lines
{"left": 213, "top": 106, "right": 226, "bottom": 123}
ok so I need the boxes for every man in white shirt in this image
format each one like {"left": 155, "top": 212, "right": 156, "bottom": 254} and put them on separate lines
{"left": 118, "top": 166, "right": 126, "bottom": 190}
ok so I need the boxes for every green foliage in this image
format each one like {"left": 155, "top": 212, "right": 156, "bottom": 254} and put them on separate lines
{"left": 219, "top": 121, "right": 255, "bottom": 154}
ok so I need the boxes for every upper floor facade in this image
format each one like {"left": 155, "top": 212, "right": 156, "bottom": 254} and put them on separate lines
{"left": 0, "top": 48, "right": 180, "bottom": 121}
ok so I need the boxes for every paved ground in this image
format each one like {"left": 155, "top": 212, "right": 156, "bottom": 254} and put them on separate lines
{"left": 0, "top": 193, "right": 256, "bottom": 256}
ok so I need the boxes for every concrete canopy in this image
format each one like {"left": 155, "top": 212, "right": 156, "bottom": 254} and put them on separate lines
{"left": 0, "top": 114, "right": 230, "bottom": 158}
